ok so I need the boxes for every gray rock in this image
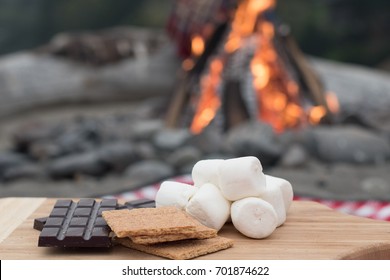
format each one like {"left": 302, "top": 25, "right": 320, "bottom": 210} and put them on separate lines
{"left": 0, "top": 152, "right": 30, "bottom": 171}
{"left": 225, "top": 121, "right": 285, "bottom": 166}
{"left": 134, "top": 142, "right": 157, "bottom": 160}
{"left": 97, "top": 142, "right": 139, "bottom": 171}
{"left": 1, "top": 164, "right": 46, "bottom": 182}
{"left": 153, "top": 128, "right": 192, "bottom": 152}
{"left": 124, "top": 160, "right": 174, "bottom": 183}
{"left": 167, "top": 146, "right": 202, "bottom": 169}
{"left": 310, "top": 58, "right": 390, "bottom": 132}
{"left": 361, "top": 177, "right": 390, "bottom": 195}
{"left": 309, "top": 125, "right": 390, "bottom": 163}
{"left": 13, "top": 122, "right": 59, "bottom": 152}
{"left": 131, "top": 119, "right": 163, "bottom": 141}
{"left": 99, "top": 121, "right": 133, "bottom": 143}
{"left": 56, "top": 126, "right": 98, "bottom": 154}
{"left": 48, "top": 152, "right": 107, "bottom": 178}
{"left": 189, "top": 127, "right": 224, "bottom": 154}
{"left": 269, "top": 161, "right": 390, "bottom": 201}
{"left": 279, "top": 144, "right": 308, "bottom": 168}
{"left": 28, "top": 140, "right": 63, "bottom": 160}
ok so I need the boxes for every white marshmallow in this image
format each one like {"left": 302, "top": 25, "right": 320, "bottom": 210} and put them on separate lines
{"left": 185, "top": 183, "right": 230, "bottom": 231}
{"left": 218, "top": 156, "right": 266, "bottom": 201}
{"left": 265, "top": 175, "right": 294, "bottom": 212}
{"left": 192, "top": 159, "right": 224, "bottom": 187}
{"left": 259, "top": 184, "right": 286, "bottom": 227}
{"left": 231, "top": 197, "right": 277, "bottom": 239}
{"left": 155, "top": 181, "right": 197, "bottom": 210}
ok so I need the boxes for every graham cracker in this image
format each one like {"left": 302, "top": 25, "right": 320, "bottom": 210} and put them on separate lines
{"left": 102, "top": 207, "right": 199, "bottom": 238}
{"left": 129, "top": 223, "right": 217, "bottom": 245}
{"left": 117, "top": 236, "right": 234, "bottom": 260}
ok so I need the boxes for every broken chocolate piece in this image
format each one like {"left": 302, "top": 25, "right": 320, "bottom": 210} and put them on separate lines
{"left": 33, "top": 217, "right": 48, "bottom": 231}
{"left": 38, "top": 198, "right": 117, "bottom": 247}
{"left": 120, "top": 198, "right": 156, "bottom": 209}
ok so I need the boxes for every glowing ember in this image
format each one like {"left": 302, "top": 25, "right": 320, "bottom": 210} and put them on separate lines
{"left": 191, "top": 35, "right": 205, "bottom": 56}
{"left": 309, "top": 106, "right": 327, "bottom": 124}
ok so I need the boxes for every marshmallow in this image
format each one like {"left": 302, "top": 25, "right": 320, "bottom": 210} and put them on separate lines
{"left": 185, "top": 183, "right": 230, "bottom": 231}
{"left": 231, "top": 197, "right": 277, "bottom": 239}
{"left": 265, "top": 175, "right": 293, "bottom": 212}
{"left": 218, "top": 156, "right": 266, "bottom": 201}
{"left": 155, "top": 181, "right": 198, "bottom": 210}
{"left": 192, "top": 159, "right": 224, "bottom": 187}
{"left": 259, "top": 184, "right": 286, "bottom": 227}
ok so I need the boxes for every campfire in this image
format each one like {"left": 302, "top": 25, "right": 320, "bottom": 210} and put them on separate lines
{"left": 165, "top": 0, "right": 339, "bottom": 134}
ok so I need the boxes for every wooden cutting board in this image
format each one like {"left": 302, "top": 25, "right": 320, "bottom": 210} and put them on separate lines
{"left": 0, "top": 198, "right": 389, "bottom": 260}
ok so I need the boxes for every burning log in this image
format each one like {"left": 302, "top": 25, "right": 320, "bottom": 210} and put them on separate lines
{"left": 165, "top": 0, "right": 336, "bottom": 134}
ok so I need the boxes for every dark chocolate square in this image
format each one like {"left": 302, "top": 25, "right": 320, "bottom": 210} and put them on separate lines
{"left": 69, "top": 217, "right": 89, "bottom": 227}
{"left": 66, "top": 227, "right": 85, "bottom": 237}
{"left": 74, "top": 207, "right": 92, "bottom": 217}
{"left": 41, "top": 227, "right": 60, "bottom": 237}
{"left": 54, "top": 200, "right": 72, "bottom": 208}
{"left": 77, "top": 199, "right": 95, "bottom": 207}
{"left": 92, "top": 227, "right": 110, "bottom": 237}
{"left": 97, "top": 207, "right": 115, "bottom": 216}
{"left": 94, "top": 217, "right": 107, "bottom": 226}
{"left": 50, "top": 208, "right": 68, "bottom": 217}
{"left": 100, "top": 199, "right": 117, "bottom": 207}
{"left": 45, "top": 217, "right": 64, "bottom": 227}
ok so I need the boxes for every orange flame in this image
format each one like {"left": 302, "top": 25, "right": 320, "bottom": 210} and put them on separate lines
{"left": 309, "top": 106, "right": 326, "bottom": 124}
{"left": 251, "top": 59, "right": 270, "bottom": 90}
{"left": 191, "top": 35, "right": 205, "bottom": 56}
{"left": 190, "top": 58, "right": 223, "bottom": 134}
{"left": 249, "top": 4, "right": 305, "bottom": 133}
{"left": 190, "top": 0, "right": 329, "bottom": 134}
{"left": 226, "top": 0, "right": 276, "bottom": 53}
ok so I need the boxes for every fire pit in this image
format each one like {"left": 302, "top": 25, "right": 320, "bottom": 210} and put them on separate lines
{"left": 0, "top": 0, "right": 390, "bottom": 201}
{"left": 165, "top": 0, "right": 338, "bottom": 135}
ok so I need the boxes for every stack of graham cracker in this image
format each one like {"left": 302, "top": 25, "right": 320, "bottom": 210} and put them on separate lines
{"left": 102, "top": 206, "right": 233, "bottom": 260}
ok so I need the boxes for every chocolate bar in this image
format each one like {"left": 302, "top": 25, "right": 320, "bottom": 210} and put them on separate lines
{"left": 38, "top": 198, "right": 117, "bottom": 247}
{"left": 34, "top": 199, "right": 157, "bottom": 233}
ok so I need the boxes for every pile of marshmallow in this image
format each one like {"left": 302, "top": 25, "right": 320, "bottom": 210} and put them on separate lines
{"left": 155, "top": 156, "right": 293, "bottom": 239}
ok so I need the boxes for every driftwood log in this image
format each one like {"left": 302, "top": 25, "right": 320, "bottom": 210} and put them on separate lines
{"left": 0, "top": 26, "right": 180, "bottom": 119}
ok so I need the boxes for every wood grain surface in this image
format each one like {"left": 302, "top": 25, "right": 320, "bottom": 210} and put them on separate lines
{"left": 0, "top": 198, "right": 389, "bottom": 260}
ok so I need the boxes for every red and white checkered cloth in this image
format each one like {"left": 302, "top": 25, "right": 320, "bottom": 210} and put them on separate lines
{"left": 104, "top": 175, "right": 390, "bottom": 222}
